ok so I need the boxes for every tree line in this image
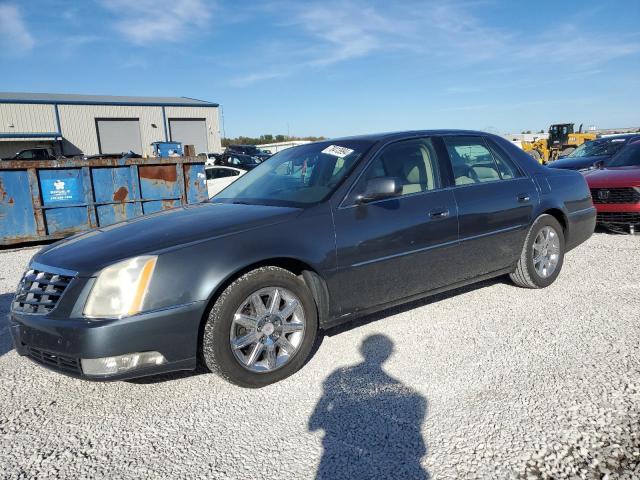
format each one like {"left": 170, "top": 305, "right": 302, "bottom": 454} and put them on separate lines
{"left": 222, "top": 134, "right": 326, "bottom": 147}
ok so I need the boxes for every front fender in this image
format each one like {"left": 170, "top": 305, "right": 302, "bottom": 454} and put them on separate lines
{"left": 144, "top": 206, "right": 336, "bottom": 311}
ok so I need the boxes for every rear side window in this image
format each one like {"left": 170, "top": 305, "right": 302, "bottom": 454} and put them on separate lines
{"left": 485, "top": 139, "right": 523, "bottom": 180}
{"left": 207, "top": 168, "right": 235, "bottom": 179}
{"left": 444, "top": 137, "right": 500, "bottom": 185}
{"left": 444, "top": 136, "right": 521, "bottom": 185}
{"left": 18, "top": 150, "right": 36, "bottom": 159}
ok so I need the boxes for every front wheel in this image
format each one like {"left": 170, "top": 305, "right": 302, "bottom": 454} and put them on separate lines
{"left": 510, "top": 214, "right": 565, "bottom": 289}
{"left": 202, "top": 266, "right": 318, "bottom": 388}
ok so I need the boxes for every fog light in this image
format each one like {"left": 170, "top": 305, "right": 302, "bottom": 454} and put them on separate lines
{"left": 81, "top": 351, "right": 166, "bottom": 376}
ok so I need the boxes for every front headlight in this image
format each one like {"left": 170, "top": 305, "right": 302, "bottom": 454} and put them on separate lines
{"left": 84, "top": 256, "right": 157, "bottom": 319}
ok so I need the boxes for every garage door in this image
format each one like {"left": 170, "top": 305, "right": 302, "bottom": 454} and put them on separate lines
{"left": 96, "top": 119, "right": 142, "bottom": 155}
{"left": 169, "top": 119, "right": 208, "bottom": 154}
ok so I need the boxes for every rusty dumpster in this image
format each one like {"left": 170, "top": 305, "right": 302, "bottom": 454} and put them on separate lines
{"left": 0, "top": 156, "right": 208, "bottom": 246}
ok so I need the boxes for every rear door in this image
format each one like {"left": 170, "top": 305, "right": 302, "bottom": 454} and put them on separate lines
{"left": 331, "top": 137, "right": 460, "bottom": 315}
{"left": 442, "top": 135, "right": 538, "bottom": 280}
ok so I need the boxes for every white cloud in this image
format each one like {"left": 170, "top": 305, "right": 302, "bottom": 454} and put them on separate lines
{"left": 101, "top": 0, "right": 214, "bottom": 45}
{"left": 231, "top": 71, "right": 290, "bottom": 87}
{"left": 232, "top": 0, "right": 640, "bottom": 87}
{"left": 0, "top": 3, "right": 35, "bottom": 54}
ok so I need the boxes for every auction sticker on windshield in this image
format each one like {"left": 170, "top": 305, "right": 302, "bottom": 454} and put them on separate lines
{"left": 321, "top": 145, "right": 354, "bottom": 158}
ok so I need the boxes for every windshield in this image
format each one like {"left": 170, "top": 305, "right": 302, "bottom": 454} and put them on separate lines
{"left": 606, "top": 141, "right": 640, "bottom": 167}
{"left": 568, "top": 138, "right": 628, "bottom": 158}
{"left": 211, "top": 140, "right": 373, "bottom": 207}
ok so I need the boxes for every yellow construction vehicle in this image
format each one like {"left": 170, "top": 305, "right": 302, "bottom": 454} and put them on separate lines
{"left": 522, "top": 123, "right": 597, "bottom": 163}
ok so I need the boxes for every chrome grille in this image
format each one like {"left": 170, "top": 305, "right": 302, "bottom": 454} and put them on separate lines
{"left": 597, "top": 212, "right": 640, "bottom": 225}
{"left": 12, "top": 269, "right": 74, "bottom": 314}
{"left": 590, "top": 187, "right": 640, "bottom": 204}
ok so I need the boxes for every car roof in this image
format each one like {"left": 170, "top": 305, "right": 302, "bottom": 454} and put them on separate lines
{"left": 326, "top": 129, "right": 498, "bottom": 143}
{"left": 596, "top": 133, "right": 640, "bottom": 141}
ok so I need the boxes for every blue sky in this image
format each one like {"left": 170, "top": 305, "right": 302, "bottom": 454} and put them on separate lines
{"left": 1, "top": 0, "right": 639, "bottom": 138}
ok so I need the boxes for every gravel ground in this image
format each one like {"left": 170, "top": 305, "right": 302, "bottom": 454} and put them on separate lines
{"left": 0, "top": 233, "right": 638, "bottom": 479}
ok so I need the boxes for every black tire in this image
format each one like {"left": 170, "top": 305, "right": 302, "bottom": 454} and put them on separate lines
{"left": 202, "top": 266, "right": 318, "bottom": 388}
{"left": 510, "top": 214, "right": 565, "bottom": 289}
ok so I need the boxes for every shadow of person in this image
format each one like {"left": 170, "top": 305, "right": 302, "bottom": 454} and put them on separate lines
{"left": 309, "top": 334, "right": 429, "bottom": 479}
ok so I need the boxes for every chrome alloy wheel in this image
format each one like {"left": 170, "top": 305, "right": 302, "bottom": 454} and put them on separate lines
{"left": 533, "top": 226, "right": 560, "bottom": 278}
{"left": 229, "top": 287, "right": 305, "bottom": 373}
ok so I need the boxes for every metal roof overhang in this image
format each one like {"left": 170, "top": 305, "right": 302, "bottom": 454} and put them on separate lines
{"left": 0, "top": 132, "right": 62, "bottom": 141}
{"left": 0, "top": 97, "right": 218, "bottom": 108}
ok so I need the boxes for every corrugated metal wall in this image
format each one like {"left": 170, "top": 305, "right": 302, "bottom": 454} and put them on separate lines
{"left": 164, "top": 106, "right": 221, "bottom": 153}
{"left": 0, "top": 102, "right": 221, "bottom": 158}
{"left": 57, "top": 104, "right": 165, "bottom": 157}
{"left": 0, "top": 103, "right": 58, "bottom": 134}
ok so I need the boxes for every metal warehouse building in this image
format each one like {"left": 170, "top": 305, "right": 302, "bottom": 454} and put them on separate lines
{"left": 0, "top": 92, "right": 222, "bottom": 159}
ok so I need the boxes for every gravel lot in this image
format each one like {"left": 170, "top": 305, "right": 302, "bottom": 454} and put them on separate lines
{"left": 0, "top": 233, "right": 638, "bottom": 479}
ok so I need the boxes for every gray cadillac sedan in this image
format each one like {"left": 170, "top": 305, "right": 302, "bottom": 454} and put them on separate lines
{"left": 9, "top": 131, "right": 596, "bottom": 387}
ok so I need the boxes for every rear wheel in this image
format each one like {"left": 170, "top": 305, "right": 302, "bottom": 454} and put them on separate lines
{"left": 510, "top": 214, "right": 565, "bottom": 288}
{"left": 202, "top": 266, "right": 318, "bottom": 388}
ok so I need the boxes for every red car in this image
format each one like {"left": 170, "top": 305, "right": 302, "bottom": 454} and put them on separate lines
{"left": 584, "top": 139, "right": 640, "bottom": 233}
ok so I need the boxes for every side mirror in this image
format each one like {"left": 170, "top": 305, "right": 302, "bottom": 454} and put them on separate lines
{"left": 356, "top": 177, "right": 402, "bottom": 203}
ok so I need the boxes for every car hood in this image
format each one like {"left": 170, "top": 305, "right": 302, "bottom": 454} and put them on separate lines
{"left": 34, "top": 202, "right": 301, "bottom": 275}
{"left": 548, "top": 155, "right": 608, "bottom": 170}
{"left": 583, "top": 166, "right": 640, "bottom": 188}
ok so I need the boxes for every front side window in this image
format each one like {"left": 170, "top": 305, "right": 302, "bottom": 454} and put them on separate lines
{"left": 347, "top": 138, "right": 441, "bottom": 203}
{"left": 212, "top": 140, "right": 373, "bottom": 207}
{"left": 18, "top": 150, "right": 36, "bottom": 159}
{"left": 606, "top": 141, "right": 640, "bottom": 167}
{"left": 444, "top": 136, "right": 502, "bottom": 185}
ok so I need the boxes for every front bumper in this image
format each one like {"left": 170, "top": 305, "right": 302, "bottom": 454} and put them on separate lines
{"left": 9, "top": 301, "right": 206, "bottom": 381}
{"left": 593, "top": 203, "right": 640, "bottom": 225}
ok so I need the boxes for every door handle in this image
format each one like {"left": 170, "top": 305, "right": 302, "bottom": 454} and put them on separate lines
{"left": 517, "top": 194, "right": 530, "bottom": 203}
{"left": 429, "top": 208, "right": 449, "bottom": 219}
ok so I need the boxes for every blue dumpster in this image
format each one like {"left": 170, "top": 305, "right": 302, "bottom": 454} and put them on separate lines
{"left": 0, "top": 156, "right": 207, "bottom": 246}
{"left": 151, "top": 141, "right": 183, "bottom": 158}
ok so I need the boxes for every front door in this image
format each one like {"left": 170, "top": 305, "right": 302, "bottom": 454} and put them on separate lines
{"left": 331, "top": 137, "right": 459, "bottom": 315}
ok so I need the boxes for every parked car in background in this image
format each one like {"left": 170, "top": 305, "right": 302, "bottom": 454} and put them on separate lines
{"left": 205, "top": 165, "right": 245, "bottom": 197}
{"left": 82, "top": 152, "right": 142, "bottom": 162}
{"left": 584, "top": 138, "right": 640, "bottom": 233}
{"left": 200, "top": 153, "right": 222, "bottom": 165}
{"left": 226, "top": 144, "right": 271, "bottom": 162}
{"left": 549, "top": 134, "right": 640, "bottom": 171}
{"left": 215, "top": 152, "right": 261, "bottom": 171}
{"left": 9, "top": 130, "right": 595, "bottom": 387}
{"left": 3, "top": 148, "right": 58, "bottom": 160}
